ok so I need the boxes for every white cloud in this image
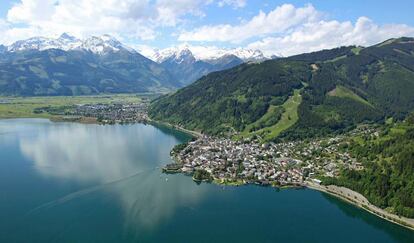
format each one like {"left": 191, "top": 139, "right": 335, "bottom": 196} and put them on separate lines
{"left": 179, "top": 4, "right": 320, "bottom": 43}
{"left": 248, "top": 17, "right": 414, "bottom": 56}
{"left": 218, "top": 0, "right": 246, "bottom": 9}
{"left": 1, "top": 1, "right": 414, "bottom": 58}
{"left": 0, "top": 0, "right": 215, "bottom": 44}
{"left": 178, "top": 3, "right": 414, "bottom": 56}
{"left": 156, "top": 0, "right": 213, "bottom": 26}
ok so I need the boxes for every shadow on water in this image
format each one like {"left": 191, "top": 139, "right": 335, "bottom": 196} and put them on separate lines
{"left": 321, "top": 192, "right": 414, "bottom": 242}
{"left": 150, "top": 122, "right": 194, "bottom": 141}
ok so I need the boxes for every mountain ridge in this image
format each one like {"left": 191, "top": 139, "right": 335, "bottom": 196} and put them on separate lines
{"left": 0, "top": 36, "right": 179, "bottom": 96}
{"left": 149, "top": 45, "right": 272, "bottom": 63}
{"left": 7, "top": 33, "right": 136, "bottom": 55}
{"left": 149, "top": 37, "right": 414, "bottom": 140}
{"left": 0, "top": 34, "right": 275, "bottom": 95}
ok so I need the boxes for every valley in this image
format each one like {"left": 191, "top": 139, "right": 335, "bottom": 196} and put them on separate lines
{"left": 2, "top": 1, "right": 414, "bottom": 241}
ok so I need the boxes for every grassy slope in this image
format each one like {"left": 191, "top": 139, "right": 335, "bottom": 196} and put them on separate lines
{"left": 328, "top": 85, "right": 373, "bottom": 108}
{"left": 263, "top": 89, "right": 302, "bottom": 140}
{"left": 239, "top": 89, "right": 302, "bottom": 141}
{"left": 242, "top": 105, "right": 284, "bottom": 134}
{"left": 0, "top": 94, "right": 144, "bottom": 119}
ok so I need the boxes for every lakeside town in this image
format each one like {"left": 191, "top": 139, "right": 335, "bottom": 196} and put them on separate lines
{"left": 163, "top": 126, "right": 375, "bottom": 187}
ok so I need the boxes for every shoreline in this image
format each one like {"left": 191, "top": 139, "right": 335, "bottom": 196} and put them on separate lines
{"left": 305, "top": 181, "right": 414, "bottom": 231}
{"left": 148, "top": 119, "right": 202, "bottom": 138}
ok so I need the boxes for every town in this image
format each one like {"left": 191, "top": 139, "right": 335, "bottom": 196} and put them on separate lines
{"left": 34, "top": 101, "right": 150, "bottom": 124}
{"left": 70, "top": 102, "right": 150, "bottom": 124}
{"left": 163, "top": 126, "right": 374, "bottom": 187}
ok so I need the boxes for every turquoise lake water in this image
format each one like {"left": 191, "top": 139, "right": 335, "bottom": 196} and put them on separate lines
{"left": 0, "top": 119, "right": 414, "bottom": 243}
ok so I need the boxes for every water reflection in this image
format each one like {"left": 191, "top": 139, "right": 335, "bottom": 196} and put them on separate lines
{"left": 18, "top": 122, "right": 207, "bottom": 229}
{"left": 321, "top": 192, "right": 414, "bottom": 242}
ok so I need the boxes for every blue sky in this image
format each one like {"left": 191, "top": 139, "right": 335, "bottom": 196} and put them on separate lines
{"left": 1, "top": 0, "right": 414, "bottom": 56}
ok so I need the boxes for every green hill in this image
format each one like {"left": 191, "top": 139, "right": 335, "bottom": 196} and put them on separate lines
{"left": 323, "top": 116, "right": 414, "bottom": 218}
{"left": 149, "top": 60, "right": 308, "bottom": 136}
{"left": 149, "top": 37, "right": 414, "bottom": 140}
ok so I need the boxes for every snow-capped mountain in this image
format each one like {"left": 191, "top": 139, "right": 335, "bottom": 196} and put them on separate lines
{"left": 155, "top": 46, "right": 244, "bottom": 85}
{"left": 150, "top": 45, "right": 193, "bottom": 63}
{"left": 149, "top": 45, "right": 273, "bottom": 63}
{"left": 79, "top": 34, "right": 136, "bottom": 54}
{"left": 0, "top": 34, "right": 181, "bottom": 96}
{"left": 7, "top": 33, "right": 135, "bottom": 55}
{"left": 0, "top": 34, "right": 277, "bottom": 94}
{"left": 161, "top": 47, "right": 196, "bottom": 64}
{"left": 214, "top": 48, "right": 268, "bottom": 62}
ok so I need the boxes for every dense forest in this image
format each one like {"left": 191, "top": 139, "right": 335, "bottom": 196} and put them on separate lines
{"left": 323, "top": 115, "right": 414, "bottom": 218}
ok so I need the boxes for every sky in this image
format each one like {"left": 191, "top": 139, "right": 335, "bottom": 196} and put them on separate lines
{"left": 0, "top": 0, "right": 414, "bottom": 57}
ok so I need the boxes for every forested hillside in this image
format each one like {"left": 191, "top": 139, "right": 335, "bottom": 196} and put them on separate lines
{"left": 323, "top": 115, "right": 414, "bottom": 218}
{"left": 150, "top": 60, "right": 309, "bottom": 135}
{"left": 149, "top": 37, "right": 414, "bottom": 141}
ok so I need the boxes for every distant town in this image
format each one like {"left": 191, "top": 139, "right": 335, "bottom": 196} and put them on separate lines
{"left": 34, "top": 101, "right": 150, "bottom": 124}
{"left": 71, "top": 103, "right": 150, "bottom": 124}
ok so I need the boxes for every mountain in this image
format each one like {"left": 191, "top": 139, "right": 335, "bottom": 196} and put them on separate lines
{"left": 149, "top": 37, "right": 414, "bottom": 139}
{"left": 6, "top": 33, "right": 136, "bottom": 55}
{"left": 8, "top": 33, "right": 81, "bottom": 52}
{"left": 146, "top": 46, "right": 272, "bottom": 85}
{"left": 0, "top": 45, "right": 6, "bottom": 55}
{"left": 151, "top": 46, "right": 270, "bottom": 63}
{"left": 213, "top": 48, "right": 269, "bottom": 62}
{"left": 0, "top": 34, "right": 271, "bottom": 94}
{"left": 156, "top": 47, "right": 244, "bottom": 85}
{"left": 0, "top": 34, "right": 179, "bottom": 96}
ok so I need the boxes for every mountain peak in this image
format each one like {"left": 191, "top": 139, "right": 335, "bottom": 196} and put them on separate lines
{"left": 58, "top": 33, "right": 77, "bottom": 41}
{"left": 152, "top": 45, "right": 195, "bottom": 63}
{"left": 6, "top": 34, "right": 135, "bottom": 55}
{"left": 172, "top": 48, "right": 195, "bottom": 64}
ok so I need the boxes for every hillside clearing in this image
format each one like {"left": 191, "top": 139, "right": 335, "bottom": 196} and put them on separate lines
{"left": 239, "top": 89, "right": 302, "bottom": 141}
{"left": 328, "top": 85, "right": 373, "bottom": 108}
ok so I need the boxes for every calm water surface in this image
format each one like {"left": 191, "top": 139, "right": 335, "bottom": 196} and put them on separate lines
{"left": 1, "top": 119, "right": 414, "bottom": 243}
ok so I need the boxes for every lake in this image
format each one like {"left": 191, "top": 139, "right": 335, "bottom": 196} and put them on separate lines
{"left": 1, "top": 119, "right": 414, "bottom": 243}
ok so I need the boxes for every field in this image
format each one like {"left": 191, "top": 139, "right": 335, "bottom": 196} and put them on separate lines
{"left": 0, "top": 94, "right": 154, "bottom": 119}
